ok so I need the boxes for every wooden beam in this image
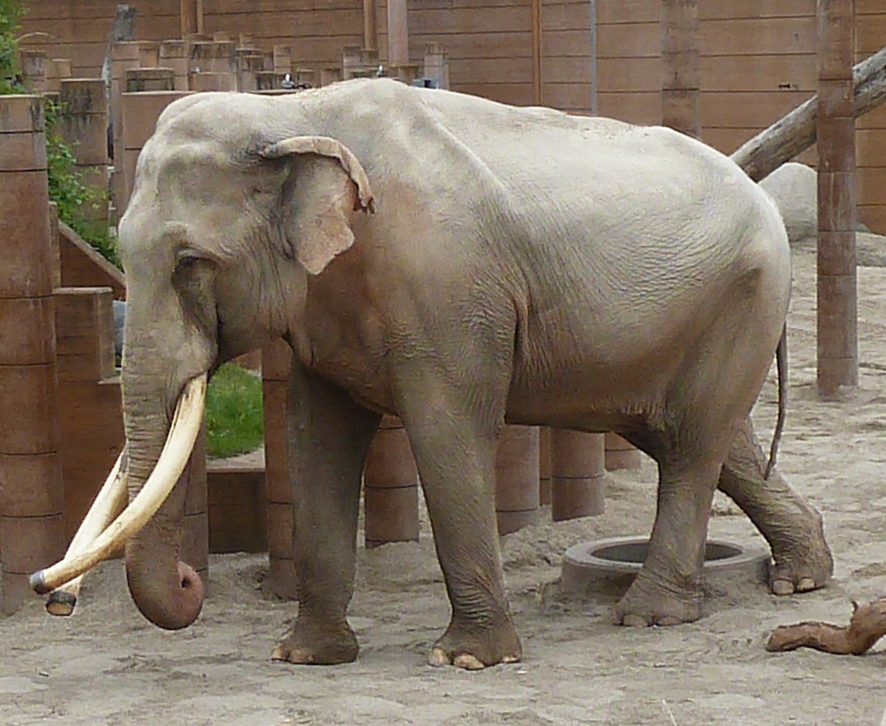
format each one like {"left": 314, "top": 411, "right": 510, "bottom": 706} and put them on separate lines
{"left": 730, "top": 45, "right": 886, "bottom": 183}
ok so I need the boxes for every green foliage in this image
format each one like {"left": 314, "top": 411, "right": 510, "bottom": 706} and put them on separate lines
{"left": 205, "top": 363, "right": 265, "bottom": 459}
{"left": 44, "top": 100, "right": 120, "bottom": 267}
{"left": 0, "top": 0, "right": 25, "bottom": 93}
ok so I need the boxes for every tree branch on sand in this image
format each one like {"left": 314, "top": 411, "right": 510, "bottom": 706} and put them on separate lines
{"left": 730, "top": 45, "right": 886, "bottom": 182}
{"left": 765, "top": 597, "right": 886, "bottom": 655}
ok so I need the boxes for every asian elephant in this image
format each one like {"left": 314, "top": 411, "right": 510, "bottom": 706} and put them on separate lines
{"left": 41, "top": 78, "right": 833, "bottom": 669}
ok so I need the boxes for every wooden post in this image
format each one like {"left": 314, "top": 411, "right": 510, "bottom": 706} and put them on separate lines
{"left": 387, "top": 0, "right": 409, "bottom": 67}
{"left": 0, "top": 95, "right": 65, "bottom": 613}
{"left": 495, "top": 426, "right": 540, "bottom": 535}
{"left": 110, "top": 41, "right": 142, "bottom": 208}
{"left": 181, "top": 0, "right": 204, "bottom": 38}
{"left": 531, "top": 0, "right": 542, "bottom": 105}
{"left": 817, "top": 0, "right": 857, "bottom": 397}
{"left": 363, "top": 0, "right": 378, "bottom": 52}
{"left": 363, "top": 416, "right": 419, "bottom": 547}
{"left": 262, "top": 339, "right": 298, "bottom": 600}
{"left": 661, "top": 0, "right": 700, "bottom": 138}
{"left": 551, "top": 430, "right": 606, "bottom": 521}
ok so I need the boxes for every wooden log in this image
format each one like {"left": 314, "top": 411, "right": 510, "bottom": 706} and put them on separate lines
{"left": 731, "top": 45, "right": 886, "bottom": 182}
{"left": 766, "top": 597, "right": 886, "bottom": 655}
{"left": 494, "top": 425, "right": 540, "bottom": 535}
{"left": 363, "top": 416, "right": 419, "bottom": 547}
{"left": 550, "top": 430, "right": 606, "bottom": 521}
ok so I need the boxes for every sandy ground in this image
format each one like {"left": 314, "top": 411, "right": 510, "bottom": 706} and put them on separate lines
{"left": 3, "top": 244, "right": 886, "bottom": 726}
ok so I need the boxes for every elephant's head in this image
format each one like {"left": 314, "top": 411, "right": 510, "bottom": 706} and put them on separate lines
{"left": 100, "top": 94, "right": 374, "bottom": 629}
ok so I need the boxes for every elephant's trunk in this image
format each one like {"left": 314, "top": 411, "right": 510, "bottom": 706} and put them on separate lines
{"left": 121, "top": 363, "right": 205, "bottom": 630}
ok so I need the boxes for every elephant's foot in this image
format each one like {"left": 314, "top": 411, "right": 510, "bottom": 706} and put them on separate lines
{"left": 428, "top": 613, "right": 522, "bottom": 670}
{"left": 614, "top": 570, "right": 701, "bottom": 627}
{"left": 271, "top": 616, "right": 358, "bottom": 665}
{"left": 768, "top": 514, "right": 834, "bottom": 596}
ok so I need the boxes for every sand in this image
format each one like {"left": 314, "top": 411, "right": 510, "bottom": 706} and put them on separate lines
{"left": 2, "top": 244, "right": 886, "bottom": 726}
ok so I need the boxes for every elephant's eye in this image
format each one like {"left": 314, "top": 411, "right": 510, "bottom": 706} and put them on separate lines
{"left": 176, "top": 253, "right": 200, "bottom": 272}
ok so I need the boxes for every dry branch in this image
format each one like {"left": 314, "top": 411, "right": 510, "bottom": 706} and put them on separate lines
{"left": 765, "top": 597, "right": 886, "bottom": 655}
{"left": 731, "top": 46, "right": 886, "bottom": 182}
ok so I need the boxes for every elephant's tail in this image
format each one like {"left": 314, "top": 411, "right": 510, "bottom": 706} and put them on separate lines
{"left": 764, "top": 324, "right": 788, "bottom": 480}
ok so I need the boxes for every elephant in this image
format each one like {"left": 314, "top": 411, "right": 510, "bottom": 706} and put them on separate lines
{"left": 38, "top": 78, "right": 832, "bottom": 669}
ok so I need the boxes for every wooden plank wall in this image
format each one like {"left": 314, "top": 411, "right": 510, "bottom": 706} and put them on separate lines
{"left": 857, "top": 0, "right": 886, "bottom": 233}
{"left": 18, "top": 0, "right": 885, "bottom": 232}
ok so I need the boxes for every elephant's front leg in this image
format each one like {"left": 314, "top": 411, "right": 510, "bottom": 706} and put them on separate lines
{"left": 399, "top": 383, "right": 521, "bottom": 669}
{"left": 271, "top": 367, "right": 380, "bottom": 665}
{"left": 717, "top": 417, "right": 833, "bottom": 595}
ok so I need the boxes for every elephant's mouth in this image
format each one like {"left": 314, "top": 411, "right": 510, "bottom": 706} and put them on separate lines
{"left": 30, "top": 374, "right": 208, "bottom": 603}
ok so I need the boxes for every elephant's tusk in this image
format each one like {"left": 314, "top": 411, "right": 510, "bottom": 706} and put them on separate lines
{"left": 30, "top": 374, "right": 207, "bottom": 595}
{"left": 45, "top": 451, "right": 129, "bottom": 615}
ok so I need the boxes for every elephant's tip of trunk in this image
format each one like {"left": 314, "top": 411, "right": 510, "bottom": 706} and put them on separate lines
{"left": 127, "top": 560, "right": 205, "bottom": 631}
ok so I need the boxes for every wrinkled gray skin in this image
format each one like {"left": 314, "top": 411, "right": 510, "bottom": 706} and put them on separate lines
{"left": 118, "top": 78, "right": 832, "bottom": 668}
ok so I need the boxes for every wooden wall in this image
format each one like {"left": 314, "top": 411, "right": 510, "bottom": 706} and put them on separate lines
{"left": 18, "top": 0, "right": 885, "bottom": 232}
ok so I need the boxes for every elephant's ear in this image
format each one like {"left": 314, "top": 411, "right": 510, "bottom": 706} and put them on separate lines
{"left": 260, "top": 136, "right": 375, "bottom": 275}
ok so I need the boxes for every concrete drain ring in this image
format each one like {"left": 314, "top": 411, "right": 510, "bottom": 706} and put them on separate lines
{"left": 560, "top": 536, "right": 770, "bottom": 596}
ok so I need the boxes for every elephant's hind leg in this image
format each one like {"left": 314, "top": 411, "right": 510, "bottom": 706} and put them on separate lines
{"left": 614, "top": 447, "right": 724, "bottom": 627}
{"left": 271, "top": 368, "right": 381, "bottom": 665}
{"left": 717, "top": 417, "right": 833, "bottom": 595}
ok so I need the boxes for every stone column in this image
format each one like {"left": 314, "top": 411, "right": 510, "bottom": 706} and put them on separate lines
{"left": 262, "top": 339, "right": 298, "bottom": 600}
{"left": 494, "top": 426, "right": 540, "bottom": 535}
{"left": 58, "top": 79, "right": 110, "bottom": 230}
{"left": 387, "top": 0, "right": 409, "bottom": 67}
{"left": 110, "top": 42, "right": 142, "bottom": 209}
{"left": 550, "top": 430, "right": 606, "bottom": 521}
{"left": 19, "top": 50, "right": 48, "bottom": 94}
{"left": 363, "top": 416, "right": 419, "bottom": 547}
{"left": 817, "top": 0, "right": 857, "bottom": 396}
{"left": 0, "top": 95, "right": 65, "bottom": 613}
{"left": 120, "top": 90, "right": 191, "bottom": 212}
{"left": 160, "top": 40, "right": 191, "bottom": 91}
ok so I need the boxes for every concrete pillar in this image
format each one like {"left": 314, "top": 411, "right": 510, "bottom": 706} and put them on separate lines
{"left": 494, "top": 426, "right": 540, "bottom": 535}
{"left": 110, "top": 41, "right": 142, "bottom": 209}
{"left": 19, "top": 50, "right": 48, "bottom": 94}
{"left": 189, "top": 41, "right": 237, "bottom": 76}
{"left": 160, "top": 40, "right": 191, "bottom": 91}
{"left": 363, "top": 416, "right": 420, "bottom": 547}
{"left": 125, "top": 68, "right": 176, "bottom": 93}
{"left": 46, "top": 58, "right": 73, "bottom": 93}
{"left": 817, "top": 0, "right": 857, "bottom": 396}
{"left": 138, "top": 42, "right": 160, "bottom": 69}
{"left": 423, "top": 43, "right": 449, "bottom": 89}
{"left": 58, "top": 79, "right": 110, "bottom": 229}
{"left": 273, "top": 46, "right": 292, "bottom": 76}
{"left": 604, "top": 432, "right": 643, "bottom": 471}
{"left": 661, "top": 0, "right": 700, "bottom": 138}
{"left": 120, "top": 91, "right": 191, "bottom": 212}
{"left": 237, "top": 51, "right": 265, "bottom": 92}
{"left": 550, "top": 430, "right": 606, "bottom": 521}
{"left": 189, "top": 72, "right": 237, "bottom": 92}
{"left": 0, "top": 95, "right": 65, "bottom": 613}
{"left": 262, "top": 339, "right": 298, "bottom": 600}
